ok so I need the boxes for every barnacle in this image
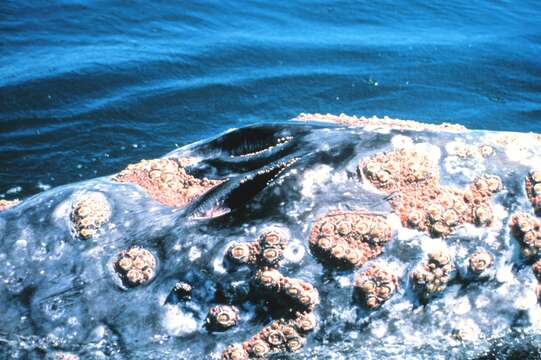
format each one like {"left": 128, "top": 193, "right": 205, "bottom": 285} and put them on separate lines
{"left": 359, "top": 147, "right": 501, "bottom": 237}
{"left": 254, "top": 268, "right": 283, "bottom": 293}
{"left": 221, "top": 344, "right": 249, "bottom": 360}
{"left": 70, "top": 192, "right": 111, "bottom": 239}
{"left": 354, "top": 264, "right": 399, "bottom": 309}
{"left": 114, "top": 158, "right": 224, "bottom": 208}
{"left": 114, "top": 246, "right": 156, "bottom": 287}
{"left": 309, "top": 211, "right": 391, "bottom": 268}
{"left": 206, "top": 305, "right": 240, "bottom": 331}
{"left": 227, "top": 242, "right": 259, "bottom": 266}
{"left": 468, "top": 250, "right": 493, "bottom": 274}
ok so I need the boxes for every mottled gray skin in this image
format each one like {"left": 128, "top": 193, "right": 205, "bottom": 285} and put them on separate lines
{"left": 1, "top": 122, "right": 541, "bottom": 359}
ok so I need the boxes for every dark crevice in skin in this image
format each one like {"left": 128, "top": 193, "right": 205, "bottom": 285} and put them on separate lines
{"left": 197, "top": 124, "right": 302, "bottom": 156}
{"left": 185, "top": 156, "right": 299, "bottom": 221}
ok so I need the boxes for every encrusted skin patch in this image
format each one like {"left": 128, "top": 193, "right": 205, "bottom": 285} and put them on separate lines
{"left": 0, "top": 199, "right": 20, "bottom": 211}
{"left": 359, "top": 147, "right": 501, "bottom": 237}
{"left": 114, "top": 158, "right": 224, "bottom": 208}
{"left": 510, "top": 212, "right": 541, "bottom": 258}
{"left": 411, "top": 249, "right": 454, "bottom": 301}
{"left": 525, "top": 169, "right": 541, "bottom": 215}
{"left": 222, "top": 227, "right": 318, "bottom": 359}
{"left": 70, "top": 192, "right": 111, "bottom": 239}
{"left": 295, "top": 113, "right": 466, "bottom": 133}
{"left": 309, "top": 210, "right": 392, "bottom": 268}
{"left": 114, "top": 246, "right": 156, "bottom": 287}
{"left": 226, "top": 227, "right": 289, "bottom": 268}
{"left": 354, "top": 264, "right": 399, "bottom": 309}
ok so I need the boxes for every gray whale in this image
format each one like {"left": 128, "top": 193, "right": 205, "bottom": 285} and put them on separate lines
{"left": 1, "top": 114, "right": 541, "bottom": 359}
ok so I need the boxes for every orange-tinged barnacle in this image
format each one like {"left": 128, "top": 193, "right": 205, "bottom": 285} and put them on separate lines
{"left": 77, "top": 206, "right": 91, "bottom": 217}
{"left": 267, "top": 330, "right": 285, "bottom": 346}
{"left": 531, "top": 170, "right": 541, "bottom": 183}
{"left": 346, "top": 249, "right": 364, "bottom": 267}
{"left": 485, "top": 176, "right": 502, "bottom": 193}
{"left": 126, "top": 269, "right": 143, "bottom": 285}
{"left": 361, "top": 280, "right": 376, "bottom": 292}
{"left": 255, "top": 269, "right": 283, "bottom": 291}
{"left": 365, "top": 161, "right": 381, "bottom": 176}
{"left": 249, "top": 340, "right": 270, "bottom": 357}
{"left": 259, "top": 227, "right": 287, "bottom": 248}
{"left": 294, "top": 312, "right": 317, "bottom": 333}
{"left": 408, "top": 209, "right": 424, "bottom": 227}
{"left": 427, "top": 204, "right": 443, "bottom": 222}
{"left": 206, "top": 305, "right": 239, "bottom": 331}
{"left": 262, "top": 247, "right": 282, "bottom": 264}
{"left": 320, "top": 222, "right": 335, "bottom": 236}
{"left": 523, "top": 231, "right": 536, "bottom": 245}
{"left": 474, "top": 205, "right": 492, "bottom": 226}
{"left": 442, "top": 209, "right": 459, "bottom": 227}
{"left": 221, "top": 344, "right": 249, "bottom": 360}
{"left": 355, "top": 220, "right": 370, "bottom": 235}
{"left": 132, "top": 257, "right": 146, "bottom": 270}
{"left": 227, "top": 243, "right": 252, "bottom": 264}
{"left": 336, "top": 221, "right": 352, "bottom": 236}
{"left": 517, "top": 217, "right": 533, "bottom": 232}
{"left": 286, "top": 336, "right": 304, "bottom": 352}
{"left": 468, "top": 250, "right": 492, "bottom": 273}
{"left": 331, "top": 243, "right": 347, "bottom": 259}
{"left": 479, "top": 144, "right": 494, "bottom": 157}
{"left": 376, "top": 170, "right": 391, "bottom": 184}
{"left": 317, "top": 236, "right": 334, "bottom": 251}
{"left": 366, "top": 296, "right": 379, "bottom": 308}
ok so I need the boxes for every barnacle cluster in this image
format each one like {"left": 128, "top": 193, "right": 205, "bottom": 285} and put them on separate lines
{"left": 226, "top": 227, "right": 289, "bottom": 268}
{"left": 295, "top": 113, "right": 466, "bottom": 133}
{"left": 525, "top": 170, "right": 541, "bottom": 215}
{"left": 253, "top": 268, "right": 319, "bottom": 312}
{"left": 359, "top": 147, "right": 501, "bottom": 237}
{"left": 354, "top": 264, "right": 399, "bottom": 309}
{"left": 70, "top": 192, "right": 111, "bottom": 239}
{"left": 510, "top": 213, "right": 541, "bottom": 258}
{"left": 206, "top": 305, "right": 240, "bottom": 331}
{"left": 308, "top": 211, "right": 392, "bottom": 268}
{"left": 446, "top": 141, "right": 494, "bottom": 159}
{"left": 411, "top": 249, "right": 454, "bottom": 300}
{"left": 222, "top": 312, "right": 317, "bottom": 359}
{"left": 114, "top": 246, "right": 156, "bottom": 287}
{"left": 114, "top": 158, "right": 224, "bottom": 208}
{"left": 0, "top": 199, "right": 20, "bottom": 211}
{"left": 172, "top": 282, "right": 192, "bottom": 301}
{"left": 222, "top": 227, "right": 318, "bottom": 359}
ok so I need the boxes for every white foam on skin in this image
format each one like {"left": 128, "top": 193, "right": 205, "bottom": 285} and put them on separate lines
{"left": 391, "top": 135, "right": 413, "bottom": 148}
{"left": 162, "top": 304, "right": 198, "bottom": 337}
{"left": 300, "top": 165, "right": 333, "bottom": 198}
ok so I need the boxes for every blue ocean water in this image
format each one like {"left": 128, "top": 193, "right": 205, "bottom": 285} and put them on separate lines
{"left": 1, "top": 0, "right": 540, "bottom": 197}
